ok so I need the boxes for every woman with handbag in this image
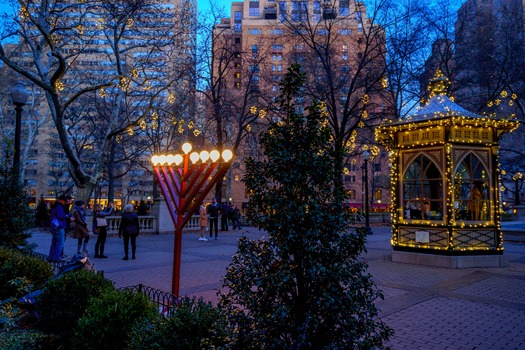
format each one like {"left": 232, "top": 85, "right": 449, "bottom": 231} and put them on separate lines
{"left": 93, "top": 202, "right": 114, "bottom": 258}
{"left": 73, "top": 200, "right": 90, "bottom": 255}
{"left": 118, "top": 203, "right": 140, "bottom": 260}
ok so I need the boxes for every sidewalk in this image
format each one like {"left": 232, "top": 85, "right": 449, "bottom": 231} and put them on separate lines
{"left": 28, "top": 223, "right": 525, "bottom": 349}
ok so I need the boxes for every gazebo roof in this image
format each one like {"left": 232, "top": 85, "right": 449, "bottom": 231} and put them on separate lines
{"left": 405, "top": 94, "right": 482, "bottom": 122}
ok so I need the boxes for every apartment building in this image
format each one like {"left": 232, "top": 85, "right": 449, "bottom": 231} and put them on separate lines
{"left": 212, "top": 0, "right": 391, "bottom": 211}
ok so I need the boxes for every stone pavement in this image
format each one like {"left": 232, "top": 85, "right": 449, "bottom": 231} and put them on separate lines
{"left": 28, "top": 223, "right": 525, "bottom": 350}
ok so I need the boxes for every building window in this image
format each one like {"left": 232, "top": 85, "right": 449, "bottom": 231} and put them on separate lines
{"left": 279, "top": 1, "right": 287, "bottom": 21}
{"left": 249, "top": 7, "right": 260, "bottom": 16}
{"left": 252, "top": 44, "right": 258, "bottom": 53}
{"left": 374, "top": 190, "right": 382, "bottom": 200}
{"left": 346, "top": 189, "right": 356, "bottom": 199}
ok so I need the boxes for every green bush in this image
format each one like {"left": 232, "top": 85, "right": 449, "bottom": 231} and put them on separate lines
{"left": 0, "top": 247, "right": 54, "bottom": 300}
{"left": 35, "top": 269, "right": 114, "bottom": 343}
{"left": 0, "top": 167, "right": 35, "bottom": 251}
{"left": 129, "top": 296, "right": 232, "bottom": 350}
{"left": 72, "top": 289, "right": 159, "bottom": 350}
{"left": 220, "top": 65, "right": 393, "bottom": 349}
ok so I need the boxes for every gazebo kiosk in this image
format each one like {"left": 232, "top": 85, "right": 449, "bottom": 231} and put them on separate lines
{"left": 376, "top": 72, "right": 519, "bottom": 268}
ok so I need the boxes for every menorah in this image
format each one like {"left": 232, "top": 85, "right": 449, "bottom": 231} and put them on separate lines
{"left": 151, "top": 143, "right": 233, "bottom": 295}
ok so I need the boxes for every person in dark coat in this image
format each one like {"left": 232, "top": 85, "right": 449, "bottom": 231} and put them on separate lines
{"left": 207, "top": 197, "right": 220, "bottom": 240}
{"left": 221, "top": 202, "right": 230, "bottom": 231}
{"left": 93, "top": 202, "right": 114, "bottom": 258}
{"left": 230, "top": 204, "right": 241, "bottom": 230}
{"left": 118, "top": 203, "right": 140, "bottom": 260}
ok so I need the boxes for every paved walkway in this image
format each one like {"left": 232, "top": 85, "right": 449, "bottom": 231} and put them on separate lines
{"left": 28, "top": 223, "right": 525, "bottom": 349}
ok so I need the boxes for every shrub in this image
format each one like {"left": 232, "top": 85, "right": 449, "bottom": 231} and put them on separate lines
{"left": 72, "top": 289, "right": 159, "bottom": 350}
{"left": 0, "top": 167, "right": 35, "bottom": 251}
{"left": 129, "top": 296, "right": 232, "bottom": 350}
{"left": 219, "top": 65, "right": 393, "bottom": 349}
{"left": 0, "top": 247, "right": 54, "bottom": 300}
{"left": 35, "top": 269, "right": 114, "bottom": 343}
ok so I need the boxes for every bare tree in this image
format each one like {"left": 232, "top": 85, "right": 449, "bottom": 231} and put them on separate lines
{"left": 195, "top": 1, "right": 266, "bottom": 201}
{"left": 0, "top": 0, "right": 195, "bottom": 202}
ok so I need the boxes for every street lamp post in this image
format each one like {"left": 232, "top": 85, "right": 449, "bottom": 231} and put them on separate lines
{"left": 151, "top": 143, "right": 233, "bottom": 295}
{"left": 362, "top": 150, "right": 372, "bottom": 235}
{"left": 512, "top": 172, "right": 523, "bottom": 206}
{"left": 10, "top": 82, "right": 29, "bottom": 172}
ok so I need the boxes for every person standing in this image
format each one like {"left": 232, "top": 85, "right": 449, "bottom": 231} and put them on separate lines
{"left": 221, "top": 202, "right": 230, "bottom": 231}
{"left": 230, "top": 204, "right": 241, "bottom": 230}
{"left": 93, "top": 202, "right": 114, "bottom": 258}
{"left": 73, "top": 200, "right": 90, "bottom": 256}
{"left": 118, "top": 203, "right": 140, "bottom": 260}
{"left": 207, "top": 197, "right": 220, "bottom": 240}
{"left": 47, "top": 195, "right": 74, "bottom": 262}
{"left": 198, "top": 203, "right": 208, "bottom": 241}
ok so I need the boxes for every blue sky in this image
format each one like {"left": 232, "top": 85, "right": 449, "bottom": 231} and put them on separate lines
{"left": 0, "top": 0, "right": 236, "bottom": 19}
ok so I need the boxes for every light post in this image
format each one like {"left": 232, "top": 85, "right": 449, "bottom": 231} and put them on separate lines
{"left": 10, "top": 81, "right": 29, "bottom": 172}
{"left": 362, "top": 150, "right": 372, "bottom": 235}
{"left": 151, "top": 143, "right": 233, "bottom": 295}
{"left": 512, "top": 172, "right": 523, "bottom": 206}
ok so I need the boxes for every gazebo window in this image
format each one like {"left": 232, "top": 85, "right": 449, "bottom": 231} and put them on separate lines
{"left": 453, "top": 153, "right": 490, "bottom": 221}
{"left": 403, "top": 155, "right": 443, "bottom": 220}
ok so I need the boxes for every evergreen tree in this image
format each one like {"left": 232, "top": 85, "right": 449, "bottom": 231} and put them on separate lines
{"left": 219, "top": 64, "right": 393, "bottom": 349}
{"left": 0, "top": 167, "right": 35, "bottom": 252}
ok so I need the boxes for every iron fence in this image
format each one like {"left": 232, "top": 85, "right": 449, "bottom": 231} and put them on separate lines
{"left": 29, "top": 251, "right": 179, "bottom": 316}
{"left": 120, "top": 284, "right": 179, "bottom": 317}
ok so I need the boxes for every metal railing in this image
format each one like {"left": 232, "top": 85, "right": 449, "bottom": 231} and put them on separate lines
{"left": 29, "top": 251, "right": 179, "bottom": 316}
{"left": 120, "top": 284, "right": 179, "bottom": 317}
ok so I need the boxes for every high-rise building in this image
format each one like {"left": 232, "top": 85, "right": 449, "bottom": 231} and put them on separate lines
{"left": 452, "top": 0, "right": 525, "bottom": 205}
{"left": 212, "top": 0, "right": 391, "bottom": 211}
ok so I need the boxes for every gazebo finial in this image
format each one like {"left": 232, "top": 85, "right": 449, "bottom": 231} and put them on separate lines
{"left": 428, "top": 69, "right": 450, "bottom": 98}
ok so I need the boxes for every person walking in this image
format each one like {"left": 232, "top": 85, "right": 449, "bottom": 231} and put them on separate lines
{"left": 207, "top": 197, "right": 220, "bottom": 240}
{"left": 230, "top": 204, "right": 241, "bottom": 230}
{"left": 47, "top": 195, "right": 74, "bottom": 262}
{"left": 93, "top": 202, "right": 114, "bottom": 258}
{"left": 73, "top": 200, "right": 90, "bottom": 256}
{"left": 221, "top": 202, "right": 230, "bottom": 231}
{"left": 198, "top": 203, "right": 208, "bottom": 241}
{"left": 118, "top": 203, "right": 140, "bottom": 260}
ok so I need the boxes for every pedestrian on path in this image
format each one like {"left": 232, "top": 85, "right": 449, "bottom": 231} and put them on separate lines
{"left": 198, "top": 202, "right": 208, "bottom": 241}
{"left": 221, "top": 202, "right": 230, "bottom": 231}
{"left": 208, "top": 197, "right": 219, "bottom": 240}
{"left": 119, "top": 203, "right": 140, "bottom": 260}
{"left": 93, "top": 202, "right": 114, "bottom": 258}
{"left": 230, "top": 204, "right": 241, "bottom": 230}
{"left": 47, "top": 195, "right": 74, "bottom": 262}
{"left": 73, "top": 200, "right": 90, "bottom": 256}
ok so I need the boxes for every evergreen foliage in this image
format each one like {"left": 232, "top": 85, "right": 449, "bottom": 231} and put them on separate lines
{"left": 0, "top": 247, "right": 54, "bottom": 300}
{"left": 219, "top": 64, "right": 393, "bottom": 349}
{"left": 35, "top": 269, "right": 115, "bottom": 345}
{"left": 0, "top": 167, "right": 35, "bottom": 251}
{"left": 129, "top": 296, "right": 232, "bottom": 349}
{"left": 72, "top": 289, "right": 159, "bottom": 350}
